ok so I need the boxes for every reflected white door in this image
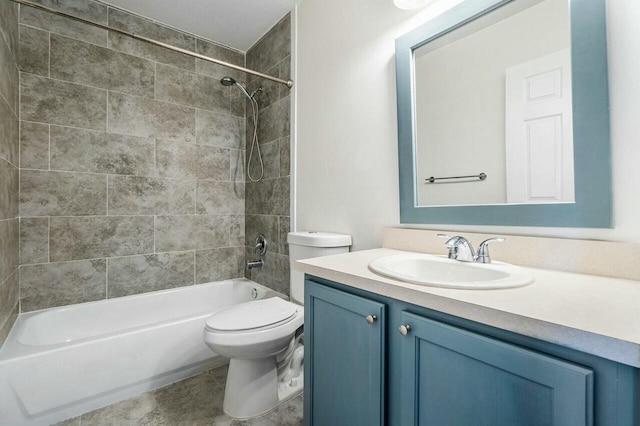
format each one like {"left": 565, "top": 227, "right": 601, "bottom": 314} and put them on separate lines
{"left": 505, "top": 49, "right": 574, "bottom": 203}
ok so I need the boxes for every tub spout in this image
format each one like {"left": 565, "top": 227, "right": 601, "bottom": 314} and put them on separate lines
{"left": 247, "top": 259, "right": 264, "bottom": 270}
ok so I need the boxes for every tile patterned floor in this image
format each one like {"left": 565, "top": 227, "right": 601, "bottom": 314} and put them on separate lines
{"left": 55, "top": 365, "right": 303, "bottom": 426}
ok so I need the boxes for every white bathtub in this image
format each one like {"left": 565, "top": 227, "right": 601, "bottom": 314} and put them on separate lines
{"left": 0, "top": 278, "right": 283, "bottom": 426}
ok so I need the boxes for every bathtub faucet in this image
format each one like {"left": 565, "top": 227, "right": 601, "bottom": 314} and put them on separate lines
{"left": 247, "top": 259, "right": 264, "bottom": 269}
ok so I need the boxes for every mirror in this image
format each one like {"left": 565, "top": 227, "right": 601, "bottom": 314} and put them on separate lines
{"left": 395, "top": 0, "right": 612, "bottom": 227}
{"left": 415, "top": 0, "right": 572, "bottom": 206}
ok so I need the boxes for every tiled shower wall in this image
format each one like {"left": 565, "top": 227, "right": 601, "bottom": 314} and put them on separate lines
{"left": 244, "top": 15, "right": 292, "bottom": 295}
{"left": 17, "top": 0, "right": 248, "bottom": 312}
{"left": 0, "top": 0, "right": 19, "bottom": 345}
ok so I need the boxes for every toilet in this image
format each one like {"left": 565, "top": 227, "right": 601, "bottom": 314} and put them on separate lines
{"left": 203, "top": 231, "right": 352, "bottom": 419}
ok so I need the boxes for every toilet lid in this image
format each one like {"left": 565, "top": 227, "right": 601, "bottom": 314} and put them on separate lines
{"left": 205, "top": 297, "right": 298, "bottom": 331}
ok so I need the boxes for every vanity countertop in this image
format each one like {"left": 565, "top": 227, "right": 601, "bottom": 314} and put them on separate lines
{"left": 296, "top": 248, "right": 640, "bottom": 368}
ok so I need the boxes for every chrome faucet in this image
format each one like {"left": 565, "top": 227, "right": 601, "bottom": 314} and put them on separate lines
{"left": 247, "top": 259, "right": 264, "bottom": 269}
{"left": 438, "top": 234, "right": 505, "bottom": 264}
{"left": 445, "top": 236, "right": 476, "bottom": 262}
{"left": 247, "top": 235, "right": 268, "bottom": 270}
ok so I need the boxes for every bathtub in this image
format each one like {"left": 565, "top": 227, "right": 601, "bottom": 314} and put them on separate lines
{"left": 0, "top": 278, "right": 283, "bottom": 426}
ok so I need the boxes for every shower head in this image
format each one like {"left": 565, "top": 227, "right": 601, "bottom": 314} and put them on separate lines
{"left": 221, "top": 76, "right": 258, "bottom": 101}
{"left": 220, "top": 76, "right": 236, "bottom": 86}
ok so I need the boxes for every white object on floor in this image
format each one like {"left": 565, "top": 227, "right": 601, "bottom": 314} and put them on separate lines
{"left": 203, "top": 231, "right": 351, "bottom": 419}
{"left": 204, "top": 298, "right": 304, "bottom": 419}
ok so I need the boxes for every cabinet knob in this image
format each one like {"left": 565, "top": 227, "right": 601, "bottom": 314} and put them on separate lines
{"left": 365, "top": 314, "right": 377, "bottom": 324}
{"left": 398, "top": 324, "right": 411, "bottom": 336}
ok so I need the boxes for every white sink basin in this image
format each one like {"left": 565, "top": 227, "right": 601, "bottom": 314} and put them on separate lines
{"left": 368, "top": 253, "right": 534, "bottom": 289}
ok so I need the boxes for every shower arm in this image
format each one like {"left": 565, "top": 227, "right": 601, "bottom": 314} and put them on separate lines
{"left": 9, "top": 0, "right": 294, "bottom": 89}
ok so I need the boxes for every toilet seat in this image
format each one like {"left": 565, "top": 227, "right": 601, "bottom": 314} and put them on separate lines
{"left": 203, "top": 298, "right": 304, "bottom": 360}
{"left": 206, "top": 297, "right": 297, "bottom": 332}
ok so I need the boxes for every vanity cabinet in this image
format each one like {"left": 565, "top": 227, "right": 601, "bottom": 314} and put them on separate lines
{"left": 400, "top": 311, "right": 592, "bottom": 426}
{"left": 304, "top": 281, "right": 386, "bottom": 426}
{"left": 304, "top": 277, "right": 639, "bottom": 426}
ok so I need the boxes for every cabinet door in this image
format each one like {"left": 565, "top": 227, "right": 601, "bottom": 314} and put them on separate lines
{"left": 399, "top": 312, "right": 593, "bottom": 426}
{"left": 304, "top": 280, "right": 386, "bottom": 426}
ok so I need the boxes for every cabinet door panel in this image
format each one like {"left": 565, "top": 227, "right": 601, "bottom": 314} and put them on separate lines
{"left": 305, "top": 280, "right": 386, "bottom": 426}
{"left": 400, "top": 312, "right": 593, "bottom": 426}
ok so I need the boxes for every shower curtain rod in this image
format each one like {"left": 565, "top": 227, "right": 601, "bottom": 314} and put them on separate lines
{"left": 10, "top": 0, "right": 294, "bottom": 88}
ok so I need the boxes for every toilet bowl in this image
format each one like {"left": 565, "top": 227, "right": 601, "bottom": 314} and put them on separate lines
{"left": 203, "top": 231, "right": 352, "bottom": 419}
{"left": 203, "top": 297, "right": 304, "bottom": 419}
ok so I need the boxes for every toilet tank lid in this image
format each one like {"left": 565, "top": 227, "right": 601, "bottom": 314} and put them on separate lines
{"left": 287, "top": 231, "right": 352, "bottom": 248}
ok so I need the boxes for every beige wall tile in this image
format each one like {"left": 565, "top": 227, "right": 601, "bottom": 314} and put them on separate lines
{"left": 20, "top": 259, "right": 106, "bottom": 311}
{"left": 107, "top": 252, "right": 194, "bottom": 298}
{"left": 21, "top": 74, "right": 107, "bottom": 130}
{"left": 50, "top": 216, "right": 154, "bottom": 261}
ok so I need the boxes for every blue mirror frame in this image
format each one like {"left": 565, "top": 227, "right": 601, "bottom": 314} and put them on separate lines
{"left": 396, "top": 0, "right": 611, "bottom": 227}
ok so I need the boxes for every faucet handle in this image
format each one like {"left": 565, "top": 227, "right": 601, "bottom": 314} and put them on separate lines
{"left": 254, "top": 235, "right": 268, "bottom": 255}
{"left": 475, "top": 237, "right": 505, "bottom": 264}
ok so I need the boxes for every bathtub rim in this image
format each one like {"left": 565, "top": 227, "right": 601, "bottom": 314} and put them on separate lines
{"left": 0, "top": 278, "right": 287, "bottom": 361}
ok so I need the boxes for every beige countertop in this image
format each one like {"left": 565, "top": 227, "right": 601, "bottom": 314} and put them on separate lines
{"left": 296, "top": 248, "right": 640, "bottom": 368}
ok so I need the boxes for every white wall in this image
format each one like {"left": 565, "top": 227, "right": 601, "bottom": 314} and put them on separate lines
{"left": 294, "top": 0, "right": 640, "bottom": 250}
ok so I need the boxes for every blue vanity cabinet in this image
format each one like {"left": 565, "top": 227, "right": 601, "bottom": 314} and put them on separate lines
{"left": 399, "top": 311, "right": 594, "bottom": 426}
{"left": 304, "top": 280, "right": 386, "bottom": 426}
{"left": 304, "top": 276, "right": 639, "bottom": 426}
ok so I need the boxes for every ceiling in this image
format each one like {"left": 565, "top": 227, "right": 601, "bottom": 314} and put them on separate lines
{"left": 101, "top": 0, "right": 297, "bottom": 52}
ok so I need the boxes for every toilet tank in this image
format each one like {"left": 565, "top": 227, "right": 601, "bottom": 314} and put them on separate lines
{"left": 288, "top": 232, "right": 352, "bottom": 305}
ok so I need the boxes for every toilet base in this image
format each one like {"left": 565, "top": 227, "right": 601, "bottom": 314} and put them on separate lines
{"left": 223, "top": 357, "right": 304, "bottom": 419}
